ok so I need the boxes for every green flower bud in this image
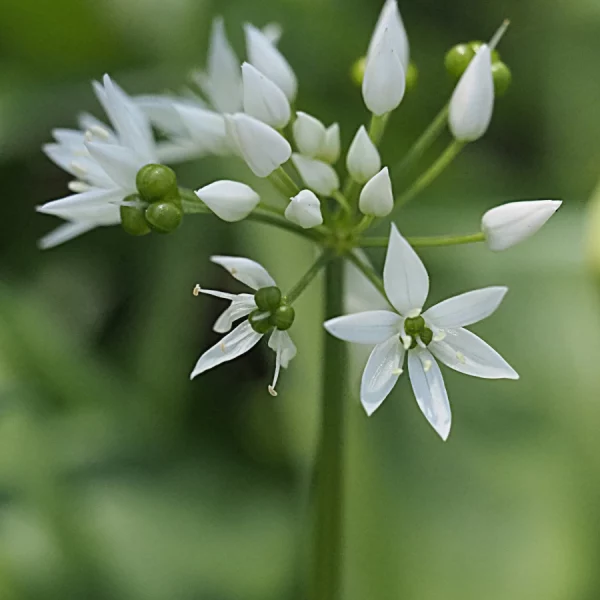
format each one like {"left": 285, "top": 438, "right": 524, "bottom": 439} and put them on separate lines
{"left": 351, "top": 56, "right": 367, "bottom": 87}
{"left": 492, "top": 61, "right": 512, "bottom": 96}
{"left": 145, "top": 201, "right": 182, "bottom": 234}
{"left": 444, "top": 43, "right": 475, "bottom": 80}
{"left": 420, "top": 327, "right": 433, "bottom": 346}
{"left": 249, "top": 310, "right": 273, "bottom": 334}
{"left": 405, "top": 62, "right": 418, "bottom": 92}
{"left": 468, "top": 41, "right": 500, "bottom": 63}
{"left": 136, "top": 164, "right": 178, "bottom": 203}
{"left": 404, "top": 315, "right": 425, "bottom": 336}
{"left": 271, "top": 304, "right": 295, "bottom": 331}
{"left": 120, "top": 194, "right": 150, "bottom": 236}
{"left": 255, "top": 286, "right": 282, "bottom": 312}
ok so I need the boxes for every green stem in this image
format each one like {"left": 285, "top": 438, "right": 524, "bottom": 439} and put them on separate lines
{"left": 277, "top": 166, "right": 301, "bottom": 196}
{"left": 346, "top": 252, "right": 388, "bottom": 301}
{"left": 311, "top": 258, "right": 348, "bottom": 600}
{"left": 358, "top": 231, "right": 485, "bottom": 248}
{"left": 368, "top": 113, "right": 390, "bottom": 146}
{"left": 285, "top": 250, "right": 333, "bottom": 304}
{"left": 392, "top": 104, "right": 449, "bottom": 178}
{"left": 391, "top": 140, "right": 466, "bottom": 215}
{"left": 331, "top": 190, "right": 352, "bottom": 214}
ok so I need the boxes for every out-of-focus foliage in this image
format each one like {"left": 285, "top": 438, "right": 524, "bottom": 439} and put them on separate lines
{"left": 0, "top": 0, "right": 599, "bottom": 599}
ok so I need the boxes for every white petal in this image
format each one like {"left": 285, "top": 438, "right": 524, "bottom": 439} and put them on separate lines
{"left": 38, "top": 221, "right": 98, "bottom": 250}
{"left": 293, "top": 112, "right": 326, "bottom": 158}
{"left": 85, "top": 141, "right": 144, "bottom": 191}
{"left": 225, "top": 113, "right": 291, "bottom": 178}
{"left": 383, "top": 223, "right": 429, "bottom": 315}
{"left": 37, "top": 188, "right": 122, "bottom": 219}
{"left": 449, "top": 45, "right": 494, "bottom": 142}
{"left": 176, "top": 104, "right": 230, "bottom": 154}
{"left": 429, "top": 328, "right": 519, "bottom": 380}
{"left": 245, "top": 23, "right": 297, "bottom": 101}
{"left": 408, "top": 349, "right": 451, "bottom": 441}
{"left": 52, "top": 128, "right": 86, "bottom": 148}
{"left": 318, "top": 123, "right": 341, "bottom": 164}
{"left": 367, "top": 0, "right": 410, "bottom": 70}
{"left": 285, "top": 190, "right": 323, "bottom": 228}
{"left": 190, "top": 321, "right": 263, "bottom": 379}
{"left": 242, "top": 62, "right": 291, "bottom": 128}
{"left": 196, "top": 180, "right": 260, "bottom": 222}
{"left": 43, "top": 144, "right": 114, "bottom": 189}
{"left": 362, "top": 27, "right": 406, "bottom": 116}
{"left": 346, "top": 126, "right": 381, "bottom": 184}
{"left": 136, "top": 95, "right": 189, "bottom": 137}
{"left": 481, "top": 200, "right": 563, "bottom": 251}
{"left": 77, "top": 113, "right": 117, "bottom": 143}
{"left": 213, "top": 294, "right": 257, "bottom": 333}
{"left": 360, "top": 335, "right": 404, "bottom": 416}
{"left": 267, "top": 330, "right": 297, "bottom": 396}
{"left": 344, "top": 250, "right": 389, "bottom": 314}
{"left": 324, "top": 311, "right": 402, "bottom": 344}
{"left": 262, "top": 23, "right": 283, "bottom": 45}
{"left": 424, "top": 286, "right": 508, "bottom": 329}
{"left": 291, "top": 154, "right": 339, "bottom": 196}
{"left": 359, "top": 167, "right": 394, "bottom": 217}
{"left": 211, "top": 256, "right": 276, "bottom": 290}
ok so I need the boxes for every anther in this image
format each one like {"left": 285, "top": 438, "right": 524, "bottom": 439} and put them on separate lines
{"left": 68, "top": 181, "right": 91, "bottom": 193}
{"left": 220, "top": 342, "right": 226, "bottom": 353}
{"left": 424, "top": 360, "right": 433, "bottom": 373}
{"left": 70, "top": 162, "right": 87, "bottom": 177}
{"left": 89, "top": 125, "right": 111, "bottom": 140}
{"left": 268, "top": 385, "right": 278, "bottom": 397}
{"left": 391, "top": 368, "right": 404, "bottom": 376}
{"left": 403, "top": 335, "right": 412, "bottom": 350}
{"left": 456, "top": 352, "right": 466, "bottom": 364}
{"left": 192, "top": 284, "right": 202, "bottom": 297}
{"left": 489, "top": 19, "right": 510, "bottom": 51}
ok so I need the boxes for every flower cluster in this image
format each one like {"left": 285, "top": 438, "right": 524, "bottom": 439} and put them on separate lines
{"left": 37, "top": 0, "right": 562, "bottom": 438}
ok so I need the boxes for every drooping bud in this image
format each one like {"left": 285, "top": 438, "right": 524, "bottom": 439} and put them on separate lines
{"left": 291, "top": 154, "right": 340, "bottom": 197}
{"left": 242, "top": 62, "right": 291, "bottom": 129}
{"left": 285, "top": 190, "right": 323, "bottom": 229}
{"left": 318, "top": 123, "right": 341, "bottom": 164}
{"left": 136, "top": 164, "right": 178, "bottom": 203}
{"left": 249, "top": 309, "right": 273, "bottom": 334}
{"left": 347, "top": 126, "right": 381, "bottom": 184}
{"left": 359, "top": 167, "right": 394, "bottom": 217}
{"left": 120, "top": 194, "right": 150, "bottom": 236}
{"left": 271, "top": 304, "right": 295, "bottom": 331}
{"left": 293, "top": 112, "right": 327, "bottom": 158}
{"left": 195, "top": 180, "right": 260, "bottom": 222}
{"left": 255, "top": 286, "right": 282, "bottom": 312}
{"left": 145, "top": 201, "right": 183, "bottom": 234}
{"left": 225, "top": 113, "right": 292, "bottom": 178}
{"left": 481, "top": 200, "right": 562, "bottom": 251}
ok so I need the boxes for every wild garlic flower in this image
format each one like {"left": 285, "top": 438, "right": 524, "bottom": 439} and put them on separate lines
{"left": 325, "top": 225, "right": 518, "bottom": 440}
{"left": 191, "top": 256, "right": 297, "bottom": 396}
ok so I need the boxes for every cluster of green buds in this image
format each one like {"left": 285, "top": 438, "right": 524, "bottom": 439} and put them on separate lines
{"left": 249, "top": 286, "right": 296, "bottom": 334}
{"left": 403, "top": 315, "right": 433, "bottom": 349}
{"left": 120, "top": 164, "right": 183, "bottom": 236}
{"left": 351, "top": 57, "right": 419, "bottom": 93}
{"left": 445, "top": 41, "right": 512, "bottom": 96}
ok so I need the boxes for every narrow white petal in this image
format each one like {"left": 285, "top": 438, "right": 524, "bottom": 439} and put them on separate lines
{"left": 408, "top": 349, "right": 451, "bottom": 441}
{"left": 482, "top": 200, "right": 563, "bottom": 251}
{"left": 291, "top": 154, "right": 339, "bottom": 196}
{"left": 196, "top": 180, "right": 260, "bottom": 222}
{"left": 344, "top": 250, "right": 389, "bottom": 314}
{"left": 267, "top": 330, "right": 297, "bottom": 396}
{"left": 77, "top": 113, "right": 117, "bottom": 142}
{"left": 367, "top": 0, "right": 410, "bottom": 70}
{"left": 136, "top": 95, "right": 189, "bottom": 137}
{"left": 52, "top": 128, "right": 86, "bottom": 148}
{"left": 242, "top": 62, "right": 291, "bottom": 128}
{"left": 383, "top": 223, "right": 429, "bottom": 315}
{"left": 190, "top": 321, "right": 263, "bottom": 379}
{"left": 85, "top": 141, "right": 145, "bottom": 191}
{"left": 43, "top": 144, "right": 115, "bottom": 189}
{"left": 37, "top": 188, "right": 122, "bottom": 219}
{"left": 449, "top": 46, "right": 494, "bottom": 142}
{"left": 293, "top": 112, "right": 326, "bottom": 158}
{"left": 245, "top": 23, "right": 297, "bottom": 101}
{"left": 262, "top": 23, "right": 283, "bottom": 45}
{"left": 360, "top": 335, "right": 404, "bottom": 416}
{"left": 424, "top": 286, "right": 508, "bottom": 329}
{"left": 211, "top": 256, "right": 276, "bottom": 290}
{"left": 285, "top": 190, "right": 323, "bottom": 229}
{"left": 318, "top": 123, "right": 341, "bottom": 164}
{"left": 176, "top": 104, "right": 230, "bottom": 154}
{"left": 213, "top": 294, "right": 257, "bottom": 333}
{"left": 347, "top": 126, "right": 381, "bottom": 184}
{"left": 359, "top": 167, "right": 394, "bottom": 217}
{"left": 38, "top": 221, "right": 98, "bottom": 250}
{"left": 430, "top": 328, "right": 519, "bottom": 380}
{"left": 324, "top": 311, "right": 402, "bottom": 344}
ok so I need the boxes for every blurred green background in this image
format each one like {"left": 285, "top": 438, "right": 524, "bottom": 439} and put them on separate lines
{"left": 1, "top": 0, "right": 600, "bottom": 598}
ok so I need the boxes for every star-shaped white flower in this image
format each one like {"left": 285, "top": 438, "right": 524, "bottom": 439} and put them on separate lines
{"left": 324, "top": 224, "right": 518, "bottom": 440}
{"left": 191, "top": 256, "right": 296, "bottom": 396}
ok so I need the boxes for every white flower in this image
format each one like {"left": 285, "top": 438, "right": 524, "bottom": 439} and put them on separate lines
{"left": 225, "top": 113, "right": 292, "bottom": 178}
{"left": 37, "top": 74, "right": 158, "bottom": 248}
{"left": 362, "top": 25, "right": 406, "bottom": 116}
{"left": 367, "top": 0, "right": 410, "bottom": 71}
{"left": 191, "top": 256, "right": 296, "bottom": 396}
{"left": 292, "top": 154, "right": 340, "bottom": 196}
{"left": 244, "top": 23, "right": 298, "bottom": 102}
{"left": 324, "top": 224, "right": 518, "bottom": 440}
{"left": 242, "top": 62, "right": 291, "bottom": 129}
{"left": 359, "top": 167, "right": 394, "bottom": 217}
{"left": 318, "top": 123, "right": 341, "bottom": 164}
{"left": 285, "top": 190, "right": 323, "bottom": 228}
{"left": 195, "top": 180, "right": 260, "bottom": 222}
{"left": 482, "top": 200, "right": 562, "bottom": 251}
{"left": 293, "top": 112, "right": 327, "bottom": 158}
{"left": 347, "top": 126, "right": 381, "bottom": 184}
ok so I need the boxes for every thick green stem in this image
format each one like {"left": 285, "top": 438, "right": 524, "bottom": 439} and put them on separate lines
{"left": 286, "top": 250, "right": 333, "bottom": 304}
{"left": 311, "top": 259, "right": 348, "bottom": 600}
{"left": 368, "top": 113, "right": 390, "bottom": 146}
{"left": 358, "top": 231, "right": 485, "bottom": 248}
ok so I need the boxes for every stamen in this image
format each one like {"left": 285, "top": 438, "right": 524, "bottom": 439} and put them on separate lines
{"left": 424, "top": 360, "right": 433, "bottom": 373}
{"left": 220, "top": 342, "right": 226, "bottom": 353}
{"left": 456, "top": 351, "right": 467, "bottom": 364}
{"left": 230, "top": 268, "right": 238, "bottom": 275}
{"left": 70, "top": 162, "right": 87, "bottom": 177}
{"left": 268, "top": 386, "right": 278, "bottom": 397}
{"left": 269, "top": 344, "right": 283, "bottom": 397}
{"left": 88, "top": 125, "right": 111, "bottom": 140}
{"left": 191, "top": 285, "right": 235, "bottom": 301}
{"left": 489, "top": 19, "right": 510, "bottom": 51}
{"left": 391, "top": 368, "right": 404, "bottom": 376}
{"left": 68, "top": 181, "right": 91, "bottom": 193}
{"left": 193, "top": 284, "right": 201, "bottom": 297}
{"left": 407, "top": 308, "right": 422, "bottom": 318}
{"left": 402, "top": 335, "right": 412, "bottom": 350}
{"left": 84, "top": 130, "right": 94, "bottom": 142}
{"left": 433, "top": 330, "right": 447, "bottom": 342}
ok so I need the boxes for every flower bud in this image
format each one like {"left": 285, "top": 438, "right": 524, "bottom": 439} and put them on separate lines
{"left": 136, "top": 164, "right": 178, "bottom": 203}
{"left": 293, "top": 112, "right": 327, "bottom": 158}
{"left": 351, "top": 57, "right": 367, "bottom": 87}
{"left": 285, "top": 189, "right": 323, "bottom": 229}
{"left": 444, "top": 43, "right": 475, "bottom": 80}
{"left": 492, "top": 61, "right": 512, "bottom": 96}
{"left": 225, "top": 113, "right": 292, "bottom": 178}
{"left": 367, "top": 0, "right": 410, "bottom": 71}
{"left": 255, "top": 286, "right": 282, "bottom": 312}
{"left": 242, "top": 62, "right": 291, "bottom": 129}
{"left": 347, "top": 126, "right": 381, "bottom": 184}
{"left": 359, "top": 167, "right": 394, "bottom": 217}
{"left": 271, "top": 304, "right": 295, "bottom": 331}
{"left": 481, "top": 200, "right": 562, "bottom": 251}
{"left": 145, "top": 201, "right": 183, "bottom": 234}
{"left": 291, "top": 155, "right": 339, "bottom": 197}
{"left": 195, "top": 180, "right": 260, "bottom": 222}
{"left": 249, "top": 309, "right": 273, "bottom": 334}
{"left": 405, "top": 62, "right": 418, "bottom": 92}
{"left": 120, "top": 195, "right": 150, "bottom": 236}
{"left": 317, "top": 123, "right": 341, "bottom": 164}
